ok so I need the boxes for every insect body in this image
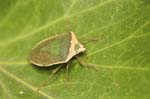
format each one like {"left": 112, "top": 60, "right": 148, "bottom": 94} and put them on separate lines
{"left": 29, "top": 32, "right": 85, "bottom": 66}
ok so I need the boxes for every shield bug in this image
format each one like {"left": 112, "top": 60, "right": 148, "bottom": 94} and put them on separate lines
{"left": 28, "top": 32, "right": 98, "bottom": 91}
{"left": 29, "top": 32, "right": 85, "bottom": 66}
{"left": 29, "top": 32, "right": 86, "bottom": 91}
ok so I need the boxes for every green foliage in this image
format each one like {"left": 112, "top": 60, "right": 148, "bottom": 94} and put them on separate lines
{"left": 0, "top": 0, "right": 150, "bottom": 99}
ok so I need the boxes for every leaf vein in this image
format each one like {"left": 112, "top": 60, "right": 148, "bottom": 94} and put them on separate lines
{"left": 0, "top": 0, "right": 115, "bottom": 47}
{"left": 0, "top": 67, "right": 54, "bottom": 99}
{"left": 88, "top": 20, "right": 150, "bottom": 56}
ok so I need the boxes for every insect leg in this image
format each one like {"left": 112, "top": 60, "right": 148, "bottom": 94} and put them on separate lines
{"left": 66, "top": 61, "right": 70, "bottom": 81}
{"left": 75, "top": 55, "right": 84, "bottom": 67}
{"left": 37, "top": 65, "right": 62, "bottom": 92}
{"left": 75, "top": 55, "right": 97, "bottom": 71}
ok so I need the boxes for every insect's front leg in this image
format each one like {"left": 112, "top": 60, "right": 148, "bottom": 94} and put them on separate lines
{"left": 75, "top": 55, "right": 97, "bottom": 71}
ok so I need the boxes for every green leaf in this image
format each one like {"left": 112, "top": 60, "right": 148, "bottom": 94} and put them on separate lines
{"left": 0, "top": 0, "right": 150, "bottom": 99}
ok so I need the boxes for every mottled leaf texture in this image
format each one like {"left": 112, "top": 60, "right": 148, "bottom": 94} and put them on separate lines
{"left": 0, "top": 0, "right": 150, "bottom": 99}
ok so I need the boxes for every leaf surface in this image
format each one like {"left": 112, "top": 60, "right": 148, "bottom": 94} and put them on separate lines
{"left": 0, "top": 0, "right": 150, "bottom": 99}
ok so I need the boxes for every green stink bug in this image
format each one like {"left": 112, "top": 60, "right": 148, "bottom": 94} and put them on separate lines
{"left": 29, "top": 32, "right": 86, "bottom": 91}
{"left": 29, "top": 32, "right": 85, "bottom": 66}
